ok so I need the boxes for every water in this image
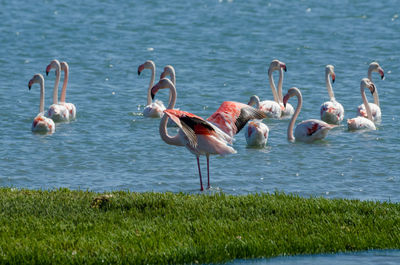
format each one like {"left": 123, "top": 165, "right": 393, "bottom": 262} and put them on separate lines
{"left": 1, "top": 0, "right": 399, "bottom": 263}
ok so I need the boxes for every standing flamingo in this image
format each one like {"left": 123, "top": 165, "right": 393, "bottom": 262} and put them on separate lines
{"left": 152, "top": 78, "right": 266, "bottom": 191}
{"left": 357, "top": 62, "right": 384, "bottom": 121}
{"left": 244, "top": 120, "right": 269, "bottom": 147}
{"left": 138, "top": 60, "right": 166, "bottom": 118}
{"left": 45, "top": 59, "right": 70, "bottom": 122}
{"left": 59, "top": 61, "right": 76, "bottom": 120}
{"left": 347, "top": 78, "right": 376, "bottom": 131}
{"left": 28, "top": 74, "right": 55, "bottom": 134}
{"left": 319, "top": 65, "right": 344, "bottom": 124}
{"left": 283, "top": 87, "right": 334, "bottom": 143}
{"left": 248, "top": 60, "right": 286, "bottom": 119}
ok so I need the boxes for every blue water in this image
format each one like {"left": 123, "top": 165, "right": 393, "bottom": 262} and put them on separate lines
{"left": 1, "top": 0, "right": 399, "bottom": 263}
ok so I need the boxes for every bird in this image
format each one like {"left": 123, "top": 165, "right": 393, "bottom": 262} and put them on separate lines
{"left": 248, "top": 60, "right": 287, "bottom": 119}
{"left": 138, "top": 60, "right": 166, "bottom": 118}
{"left": 28, "top": 74, "right": 55, "bottom": 134}
{"left": 160, "top": 65, "right": 179, "bottom": 127}
{"left": 274, "top": 60, "right": 294, "bottom": 117}
{"left": 152, "top": 78, "right": 266, "bottom": 191}
{"left": 283, "top": 87, "right": 334, "bottom": 143}
{"left": 58, "top": 61, "right": 76, "bottom": 120}
{"left": 347, "top": 78, "right": 376, "bottom": 131}
{"left": 45, "top": 59, "right": 70, "bottom": 122}
{"left": 357, "top": 62, "right": 384, "bottom": 121}
{"left": 244, "top": 120, "right": 269, "bottom": 147}
{"left": 319, "top": 65, "right": 344, "bottom": 124}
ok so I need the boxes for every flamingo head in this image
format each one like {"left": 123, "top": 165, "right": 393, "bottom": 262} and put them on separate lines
{"left": 151, "top": 78, "right": 174, "bottom": 100}
{"left": 247, "top": 95, "right": 260, "bottom": 106}
{"left": 369, "top": 62, "right": 385, "bottom": 80}
{"left": 28, "top": 74, "right": 44, "bottom": 90}
{"left": 283, "top": 87, "right": 299, "bottom": 108}
{"left": 268, "top": 59, "right": 287, "bottom": 75}
{"left": 60, "top": 61, "right": 69, "bottom": 72}
{"left": 160, "top": 65, "right": 175, "bottom": 80}
{"left": 326, "top": 65, "right": 335, "bottom": 83}
{"left": 361, "top": 78, "right": 376, "bottom": 95}
{"left": 138, "top": 60, "right": 155, "bottom": 76}
{"left": 45, "top": 59, "right": 61, "bottom": 76}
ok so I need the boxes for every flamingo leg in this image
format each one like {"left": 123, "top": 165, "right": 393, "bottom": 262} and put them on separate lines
{"left": 196, "top": 156, "right": 204, "bottom": 191}
{"left": 206, "top": 155, "right": 210, "bottom": 189}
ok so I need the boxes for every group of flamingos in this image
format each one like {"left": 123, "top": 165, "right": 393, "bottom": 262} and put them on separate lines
{"left": 27, "top": 59, "right": 384, "bottom": 191}
{"left": 28, "top": 59, "right": 76, "bottom": 133}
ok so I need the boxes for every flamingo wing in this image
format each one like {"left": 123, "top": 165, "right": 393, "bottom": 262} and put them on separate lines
{"left": 164, "top": 109, "right": 217, "bottom": 148}
{"left": 207, "top": 101, "right": 266, "bottom": 137}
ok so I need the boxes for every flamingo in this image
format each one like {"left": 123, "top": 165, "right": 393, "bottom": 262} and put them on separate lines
{"left": 320, "top": 65, "right": 344, "bottom": 124}
{"left": 152, "top": 78, "right": 266, "bottom": 191}
{"left": 138, "top": 60, "right": 166, "bottom": 118}
{"left": 28, "top": 74, "right": 55, "bottom": 134}
{"left": 283, "top": 87, "right": 334, "bottom": 143}
{"left": 58, "top": 61, "right": 76, "bottom": 120}
{"left": 347, "top": 78, "right": 376, "bottom": 131}
{"left": 160, "top": 65, "right": 179, "bottom": 127}
{"left": 274, "top": 60, "right": 294, "bottom": 117}
{"left": 248, "top": 60, "right": 286, "bottom": 119}
{"left": 244, "top": 120, "right": 269, "bottom": 147}
{"left": 357, "top": 62, "right": 384, "bottom": 121}
{"left": 45, "top": 59, "right": 70, "bottom": 122}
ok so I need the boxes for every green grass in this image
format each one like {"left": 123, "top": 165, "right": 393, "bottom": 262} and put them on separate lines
{"left": 0, "top": 188, "right": 399, "bottom": 264}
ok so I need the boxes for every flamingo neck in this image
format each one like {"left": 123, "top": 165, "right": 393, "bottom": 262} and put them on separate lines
{"left": 159, "top": 82, "right": 183, "bottom": 146}
{"left": 361, "top": 86, "right": 373, "bottom": 121}
{"left": 52, "top": 64, "right": 61, "bottom": 105}
{"left": 167, "top": 69, "right": 175, "bottom": 104}
{"left": 287, "top": 90, "right": 302, "bottom": 141}
{"left": 367, "top": 70, "right": 380, "bottom": 107}
{"left": 268, "top": 70, "right": 280, "bottom": 103}
{"left": 60, "top": 63, "right": 69, "bottom": 103}
{"left": 277, "top": 68, "right": 284, "bottom": 103}
{"left": 326, "top": 72, "right": 335, "bottom": 101}
{"left": 39, "top": 77, "right": 45, "bottom": 113}
{"left": 147, "top": 65, "right": 156, "bottom": 106}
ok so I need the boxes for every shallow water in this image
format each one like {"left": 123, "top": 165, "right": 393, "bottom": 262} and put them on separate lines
{"left": 229, "top": 250, "right": 400, "bottom": 265}
{"left": 2, "top": 0, "right": 399, "bottom": 201}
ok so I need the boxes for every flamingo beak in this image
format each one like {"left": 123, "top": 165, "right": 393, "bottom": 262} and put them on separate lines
{"left": 138, "top": 65, "right": 144, "bottom": 76}
{"left": 379, "top": 69, "right": 385, "bottom": 80}
{"left": 283, "top": 94, "right": 289, "bottom": 108}
{"left": 160, "top": 72, "right": 166, "bottom": 79}
{"left": 331, "top": 73, "right": 336, "bottom": 83}
{"left": 282, "top": 64, "right": 287, "bottom": 72}
{"left": 45, "top": 64, "right": 52, "bottom": 76}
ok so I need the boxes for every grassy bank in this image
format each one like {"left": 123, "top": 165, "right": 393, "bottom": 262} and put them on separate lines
{"left": 0, "top": 188, "right": 399, "bottom": 264}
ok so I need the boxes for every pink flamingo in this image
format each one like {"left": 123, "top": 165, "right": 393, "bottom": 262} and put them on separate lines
{"left": 347, "top": 78, "right": 376, "bottom": 130}
{"left": 45, "top": 59, "right": 70, "bottom": 122}
{"left": 28, "top": 74, "right": 55, "bottom": 134}
{"left": 248, "top": 60, "right": 286, "bottom": 119}
{"left": 283, "top": 87, "right": 334, "bottom": 143}
{"left": 320, "top": 65, "right": 344, "bottom": 124}
{"left": 59, "top": 61, "right": 77, "bottom": 120}
{"left": 138, "top": 60, "right": 166, "bottom": 118}
{"left": 152, "top": 78, "right": 266, "bottom": 191}
{"left": 357, "top": 62, "right": 384, "bottom": 121}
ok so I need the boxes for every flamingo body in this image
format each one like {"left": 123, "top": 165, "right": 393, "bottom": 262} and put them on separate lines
{"left": 320, "top": 100, "right": 344, "bottom": 125}
{"left": 357, "top": 103, "right": 381, "bottom": 121}
{"left": 347, "top": 117, "right": 376, "bottom": 131}
{"left": 294, "top": 119, "right": 333, "bottom": 143}
{"left": 245, "top": 120, "right": 269, "bottom": 147}
{"left": 143, "top": 100, "right": 166, "bottom": 118}
{"left": 32, "top": 113, "right": 55, "bottom": 134}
